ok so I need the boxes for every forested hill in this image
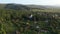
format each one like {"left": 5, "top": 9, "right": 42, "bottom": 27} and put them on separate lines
{"left": 5, "top": 4, "right": 30, "bottom": 10}
{"left": 0, "top": 4, "right": 54, "bottom": 10}
{"left": 0, "top": 4, "right": 60, "bottom": 11}
{"left": 0, "top": 4, "right": 30, "bottom": 10}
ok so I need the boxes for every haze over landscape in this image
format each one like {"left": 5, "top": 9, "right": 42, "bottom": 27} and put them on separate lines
{"left": 0, "top": 0, "right": 60, "bottom": 6}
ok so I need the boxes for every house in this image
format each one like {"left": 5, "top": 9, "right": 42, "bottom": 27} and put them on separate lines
{"left": 36, "top": 26, "right": 40, "bottom": 28}
{"left": 28, "top": 14, "right": 33, "bottom": 19}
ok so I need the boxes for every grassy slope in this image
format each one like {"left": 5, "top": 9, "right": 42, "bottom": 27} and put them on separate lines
{"left": 0, "top": 9, "right": 60, "bottom": 34}
{"left": 0, "top": 4, "right": 6, "bottom": 9}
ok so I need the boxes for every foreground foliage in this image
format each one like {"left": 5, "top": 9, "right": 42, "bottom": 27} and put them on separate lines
{"left": 0, "top": 9, "right": 60, "bottom": 34}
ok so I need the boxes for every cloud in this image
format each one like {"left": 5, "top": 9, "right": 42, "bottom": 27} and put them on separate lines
{"left": 0, "top": 0, "right": 60, "bottom": 5}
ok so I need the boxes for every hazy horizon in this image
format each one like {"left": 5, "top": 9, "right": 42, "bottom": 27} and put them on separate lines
{"left": 0, "top": 0, "right": 60, "bottom": 6}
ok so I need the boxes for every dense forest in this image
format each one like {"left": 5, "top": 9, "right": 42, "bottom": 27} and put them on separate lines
{"left": 0, "top": 9, "right": 60, "bottom": 34}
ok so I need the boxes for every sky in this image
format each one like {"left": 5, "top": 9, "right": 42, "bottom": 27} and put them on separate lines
{"left": 0, "top": 0, "right": 60, "bottom": 5}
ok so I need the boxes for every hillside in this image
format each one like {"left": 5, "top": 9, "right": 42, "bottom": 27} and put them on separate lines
{"left": 0, "top": 4, "right": 53, "bottom": 10}
{"left": 5, "top": 4, "right": 30, "bottom": 10}
{"left": 0, "top": 4, "right": 60, "bottom": 34}
{"left": 0, "top": 4, "right": 30, "bottom": 10}
{"left": 0, "top": 9, "right": 60, "bottom": 34}
{"left": 0, "top": 4, "right": 60, "bottom": 9}
{"left": 0, "top": 4, "right": 6, "bottom": 9}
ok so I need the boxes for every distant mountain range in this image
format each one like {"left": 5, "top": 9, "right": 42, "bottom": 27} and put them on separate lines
{"left": 0, "top": 4, "right": 60, "bottom": 10}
